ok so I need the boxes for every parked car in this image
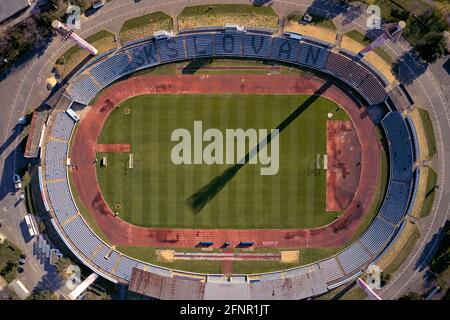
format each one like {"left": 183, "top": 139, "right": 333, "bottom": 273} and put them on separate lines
{"left": 92, "top": 0, "right": 105, "bottom": 9}
{"left": 13, "top": 174, "right": 21, "bottom": 190}
{"left": 18, "top": 116, "right": 27, "bottom": 125}
{"left": 300, "top": 13, "right": 313, "bottom": 25}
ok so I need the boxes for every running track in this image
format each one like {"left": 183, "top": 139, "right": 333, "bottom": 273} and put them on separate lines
{"left": 70, "top": 74, "right": 380, "bottom": 248}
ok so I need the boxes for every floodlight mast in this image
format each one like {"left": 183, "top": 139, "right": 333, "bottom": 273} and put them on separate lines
{"left": 359, "top": 21, "right": 406, "bottom": 56}
{"left": 52, "top": 20, "right": 99, "bottom": 56}
{"left": 356, "top": 278, "right": 383, "bottom": 300}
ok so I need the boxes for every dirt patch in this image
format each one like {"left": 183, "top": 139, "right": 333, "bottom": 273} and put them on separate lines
{"left": 326, "top": 120, "right": 362, "bottom": 211}
{"left": 285, "top": 22, "right": 337, "bottom": 44}
{"left": 156, "top": 250, "right": 175, "bottom": 262}
{"left": 281, "top": 251, "right": 299, "bottom": 263}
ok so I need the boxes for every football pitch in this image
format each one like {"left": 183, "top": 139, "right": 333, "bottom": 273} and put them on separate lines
{"left": 96, "top": 94, "right": 349, "bottom": 229}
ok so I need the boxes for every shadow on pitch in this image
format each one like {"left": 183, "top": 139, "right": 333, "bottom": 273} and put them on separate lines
{"left": 186, "top": 81, "right": 332, "bottom": 214}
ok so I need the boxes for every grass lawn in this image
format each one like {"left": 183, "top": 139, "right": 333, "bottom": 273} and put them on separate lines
{"left": 0, "top": 240, "right": 22, "bottom": 283}
{"left": 119, "top": 12, "right": 173, "bottom": 44}
{"left": 178, "top": 4, "right": 279, "bottom": 30}
{"left": 56, "top": 30, "right": 116, "bottom": 78}
{"left": 116, "top": 246, "right": 343, "bottom": 274}
{"left": 383, "top": 222, "right": 421, "bottom": 275}
{"left": 416, "top": 108, "right": 437, "bottom": 158}
{"left": 344, "top": 30, "right": 394, "bottom": 65}
{"left": 310, "top": 15, "right": 337, "bottom": 31}
{"left": 418, "top": 167, "right": 438, "bottom": 219}
{"left": 116, "top": 246, "right": 222, "bottom": 274}
{"left": 96, "top": 94, "right": 348, "bottom": 229}
{"left": 233, "top": 247, "right": 343, "bottom": 274}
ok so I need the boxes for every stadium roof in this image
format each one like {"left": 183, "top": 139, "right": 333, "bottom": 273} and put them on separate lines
{"left": 0, "top": 0, "right": 31, "bottom": 23}
{"left": 129, "top": 268, "right": 205, "bottom": 300}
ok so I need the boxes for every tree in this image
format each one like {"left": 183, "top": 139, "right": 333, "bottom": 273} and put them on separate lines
{"left": 381, "top": 272, "right": 391, "bottom": 287}
{"left": 55, "top": 257, "right": 73, "bottom": 278}
{"left": 27, "top": 289, "right": 58, "bottom": 300}
{"left": 413, "top": 32, "right": 447, "bottom": 64}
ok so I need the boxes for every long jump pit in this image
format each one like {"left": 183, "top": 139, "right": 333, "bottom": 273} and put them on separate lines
{"left": 69, "top": 74, "right": 381, "bottom": 249}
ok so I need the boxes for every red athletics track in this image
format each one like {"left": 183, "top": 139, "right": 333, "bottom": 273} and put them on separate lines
{"left": 70, "top": 74, "right": 380, "bottom": 248}
{"left": 95, "top": 144, "right": 131, "bottom": 153}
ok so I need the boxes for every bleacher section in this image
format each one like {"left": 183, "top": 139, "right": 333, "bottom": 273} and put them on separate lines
{"left": 382, "top": 112, "right": 414, "bottom": 182}
{"left": 90, "top": 53, "right": 131, "bottom": 87}
{"left": 318, "top": 257, "right": 345, "bottom": 283}
{"left": 70, "top": 74, "right": 100, "bottom": 106}
{"left": 215, "top": 33, "right": 244, "bottom": 56}
{"left": 127, "top": 41, "right": 160, "bottom": 71}
{"left": 243, "top": 34, "right": 272, "bottom": 58}
{"left": 325, "top": 51, "right": 387, "bottom": 104}
{"left": 299, "top": 43, "right": 329, "bottom": 69}
{"left": 270, "top": 37, "right": 301, "bottom": 64}
{"left": 47, "top": 181, "right": 77, "bottom": 223}
{"left": 45, "top": 140, "right": 67, "bottom": 181}
{"left": 360, "top": 217, "right": 396, "bottom": 254}
{"left": 379, "top": 180, "right": 412, "bottom": 225}
{"left": 68, "top": 31, "right": 389, "bottom": 107}
{"left": 51, "top": 113, "right": 75, "bottom": 141}
{"left": 337, "top": 242, "right": 372, "bottom": 274}
{"left": 156, "top": 37, "right": 187, "bottom": 63}
{"left": 185, "top": 34, "right": 215, "bottom": 58}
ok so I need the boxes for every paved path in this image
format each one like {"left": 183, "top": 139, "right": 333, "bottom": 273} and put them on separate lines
{"left": 0, "top": 0, "right": 448, "bottom": 298}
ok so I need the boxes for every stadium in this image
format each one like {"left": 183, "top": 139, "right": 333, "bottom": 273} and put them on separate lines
{"left": 0, "top": 1, "right": 448, "bottom": 302}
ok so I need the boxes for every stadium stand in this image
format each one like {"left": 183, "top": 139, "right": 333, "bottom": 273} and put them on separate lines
{"left": 69, "top": 74, "right": 100, "bottom": 106}
{"left": 47, "top": 181, "right": 77, "bottom": 223}
{"left": 243, "top": 34, "right": 272, "bottom": 58}
{"left": 299, "top": 43, "right": 329, "bottom": 69}
{"left": 382, "top": 112, "right": 414, "bottom": 182}
{"left": 45, "top": 141, "right": 68, "bottom": 181}
{"left": 215, "top": 33, "right": 244, "bottom": 56}
{"left": 156, "top": 37, "right": 187, "bottom": 63}
{"left": 185, "top": 34, "right": 215, "bottom": 58}
{"left": 318, "top": 257, "right": 345, "bottom": 283}
{"left": 127, "top": 41, "right": 160, "bottom": 71}
{"left": 90, "top": 53, "right": 132, "bottom": 87}
{"left": 359, "top": 217, "right": 396, "bottom": 254}
{"left": 337, "top": 242, "right": 372, "bottom": 274}
{"left": 270, "top": 37, "right": 301, "bottom": 64}
{"left": 50, "top": 112, "right": 76, "bottom": 141}
{"left": 379, "top": 180, "right": 412, "bottom": 225}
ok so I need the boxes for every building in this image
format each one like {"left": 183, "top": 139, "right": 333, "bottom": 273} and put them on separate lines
{"left": 0, "top": 0, "right": 32, "bottom": 24}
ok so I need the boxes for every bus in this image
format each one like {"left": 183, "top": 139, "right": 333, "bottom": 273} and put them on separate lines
{"left": 24, "top": 214, "right": 38, "bottom": 238}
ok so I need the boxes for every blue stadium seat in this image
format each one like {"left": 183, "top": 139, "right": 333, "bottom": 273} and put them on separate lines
{"left": 271, "top": 38, "right": 301, "bottom": 64}
{"left": 185, "top": 34, "right": 215, "bottom": 58}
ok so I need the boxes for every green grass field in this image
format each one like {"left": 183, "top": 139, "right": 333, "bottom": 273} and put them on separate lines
{"left": 97, "top": 94, "right": 349, "bottom": 229}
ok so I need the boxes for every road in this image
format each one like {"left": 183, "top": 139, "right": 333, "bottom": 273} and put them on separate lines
{"left": 0, "top": 0, "right": 448, "bottom": 299}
